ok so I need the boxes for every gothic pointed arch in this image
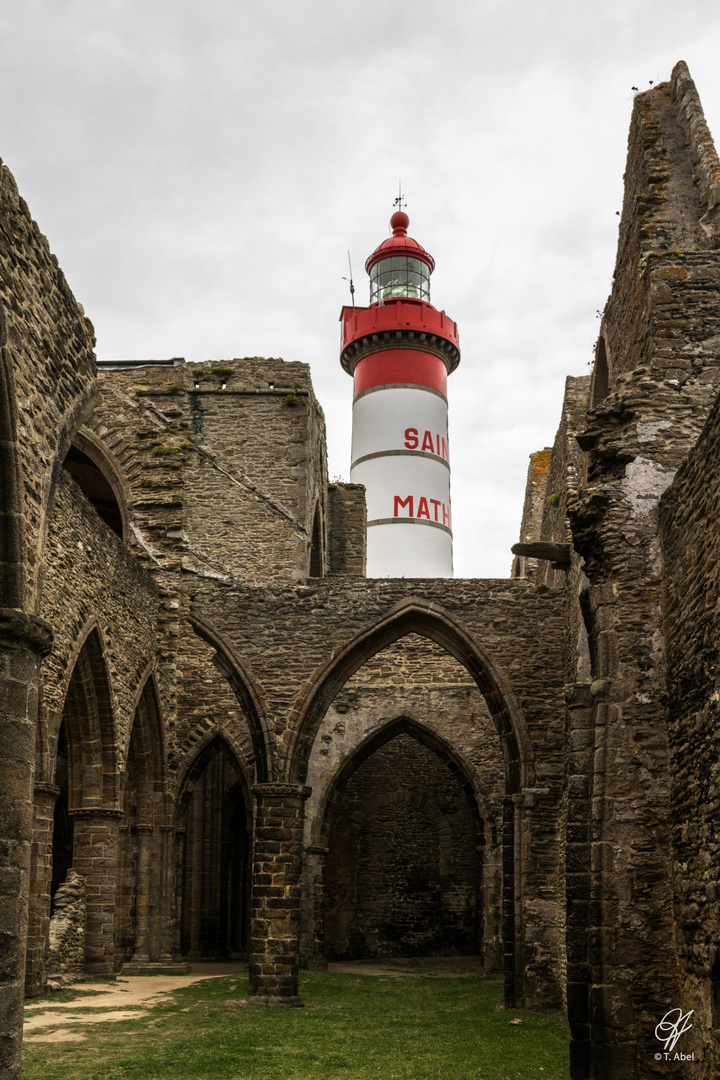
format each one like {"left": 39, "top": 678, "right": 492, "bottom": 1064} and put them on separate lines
{"left": 188, "top": 612, "right": 273, "bottom": 782}
{"left": 122, "top": 672, "right": 165, "bottom": 825}
{"left": 117, "top": 673, "right": 168, "bottom": 966}
{"left": 63, "top": 429, "right": 130, "bottom": 539}
{"left": 57, "top": 623, "right": 118, "bottom": 809}
{"left": 315, "top": 714, "right": 496, "bottom": 849}
{"left": 173, "top": 726, "right": 254, "bottom": 811}
{"left": 176, "top": 733, "right": 252, "bottom": 960}
{"left": 287, "top": 598, "right": 533, "bottom": 791}
{"left": 319, "top": 716, "right": 489, "bottom": 961}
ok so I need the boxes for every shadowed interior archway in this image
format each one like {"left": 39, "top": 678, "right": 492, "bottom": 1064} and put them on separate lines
{"left": 287, "top": 600, "right": 532, "bottom": 1005}
{"left": 59, "top": 625, "right": 118, "bottom": 811}
{"left": 317, "top": 716, "right": 499, "bottom": 966}
{"left": 176, "top": 734, "right": 252, "bottom": 960}
{"left": 316, "top": 715, "right": 495, "bottom": 844}
{"left": 49, "top": 624, "right": 120, "bottom": 974}
{"left": 117, "top": 675, "right": 167, "bottom": 966}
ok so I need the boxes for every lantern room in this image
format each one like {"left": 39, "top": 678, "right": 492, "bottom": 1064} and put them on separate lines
{"left": 365, "top": 211, "right": 435, "bottom": 305}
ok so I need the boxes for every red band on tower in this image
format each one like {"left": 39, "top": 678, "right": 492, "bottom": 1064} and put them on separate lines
{"left": 353, "top": 350, "right": 448, "bottom": 398}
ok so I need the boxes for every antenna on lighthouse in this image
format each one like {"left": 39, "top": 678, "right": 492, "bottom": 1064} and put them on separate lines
{"left": 342, "top": 251, "right": 355, "bottom": 308}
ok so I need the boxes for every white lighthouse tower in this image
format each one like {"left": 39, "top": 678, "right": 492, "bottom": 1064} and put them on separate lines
{"left": 340, "top": 211, "right": 460, "bottom": 577}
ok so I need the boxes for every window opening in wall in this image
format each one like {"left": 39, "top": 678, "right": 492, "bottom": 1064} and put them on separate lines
{"left": 591, "top": 337, "right": 609, "bottom": 408}
{"left": 309, "top": 505, "right": 323, "bottom": 577}
{"left": 62, "top": 446, "right": 123, "bottom": 537}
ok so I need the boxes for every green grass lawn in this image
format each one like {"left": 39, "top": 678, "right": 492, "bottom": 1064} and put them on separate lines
{"left": 23, "top": 965, "right": 570, "bottom": 1080}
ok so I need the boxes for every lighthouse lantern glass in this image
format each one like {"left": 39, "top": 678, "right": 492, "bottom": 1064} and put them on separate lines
{"left": 369, "top": 256, "right": 431, "bottom": 304}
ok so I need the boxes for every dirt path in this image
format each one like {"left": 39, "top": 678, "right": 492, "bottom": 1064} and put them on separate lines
{"left": 24, "top": 963, "right": 246, "bottom": 1043}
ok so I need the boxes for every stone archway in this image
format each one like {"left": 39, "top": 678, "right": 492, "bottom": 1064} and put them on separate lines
{"left": 176, "top": 735, "right": 251, "bottom": 961}
{"left": 117, "top": 676, "right": 168, "bottom": 969}
{"left": 45, "top": 626, "right": 120, "bottom": 977}
{"left": 285, "top": 600, "right": 531, "bottom": 1006}
{"left": 188, "top": 613, "right": 274, "bottom": 783}
{"left": 319, "top": 719, "right": 489, "bottom": 965}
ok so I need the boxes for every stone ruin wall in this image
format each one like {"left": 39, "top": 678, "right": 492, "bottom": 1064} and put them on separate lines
{"left": 12, "top": 58, "right": 720, "bottom": 1079}
{"left": 38, "top": 471, "right": 160, "bottom": 761}
{"left": 511, "top": 447, "right": 552, "bottom": 581}
{"left": 46, "top": 870, "right": 86, "bottom": 984}
{"left": 0, "top": 159, "right": 97, "bottom": 612}
{"left": 660, "top": 387, "right": 720, "bottom": 1066}
{"left": 561, "top": 63, "right": 720, "bottom": 1077}
{"left": 325, "top": 482, "right": 366, "bottom": 577}
{"left": 26, "top": 469, "right": 161, "bottom": 994}
{"left": 598, "top": 63, "right": 720, "bottom": 394}
{"left": 88, "top": 357, "right": 329, "bottom": 587}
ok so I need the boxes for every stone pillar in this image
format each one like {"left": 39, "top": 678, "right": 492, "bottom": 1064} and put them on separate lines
{"left": 172, "top": 828, "right": 185, "bottom": 960}
{"left": 159, "top": 824, "right": 176, "bottom": 961}
{"left": 24, "top": 781, "right": 59, "bottom": 997}
{"left": 502, "top": 794, "right": 516, "bottom": 1009}
{"left": 0, "top": 608, "right": 52, "bottom": 1080}
{"left": 300, "top": 845, "right": 328, "bottom": 970}
{"left": 248, "top": 782, "right": 310, "bottom": 1006}
{"left": 70, "top": 808, "right": 122, "bottom": 976}
{"left": 564, "top": 684, "right": 593, "bottom": 1080}
{"left": 516, "top": 786, "right": 563, "bottom": 1011}
{"left": 132, "top": 825, "right": 153, "bottom": 962}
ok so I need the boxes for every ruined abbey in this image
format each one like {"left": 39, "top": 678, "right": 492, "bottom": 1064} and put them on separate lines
{"left": 2, "top": 60, "right": 720, "bottom": 1080}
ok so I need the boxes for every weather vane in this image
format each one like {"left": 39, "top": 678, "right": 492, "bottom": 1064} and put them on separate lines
{"left": 393, "top": 180, "right": 406, "bottom": 213}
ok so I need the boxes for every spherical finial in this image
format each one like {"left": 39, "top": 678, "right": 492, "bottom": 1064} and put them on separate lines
{"left": 390, "top": 211, "right": 409, "bottom": 235}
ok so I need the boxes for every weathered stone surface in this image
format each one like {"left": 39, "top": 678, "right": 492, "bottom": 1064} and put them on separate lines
{"left": 47, "top": 869, "right": 85, "bottom": 982}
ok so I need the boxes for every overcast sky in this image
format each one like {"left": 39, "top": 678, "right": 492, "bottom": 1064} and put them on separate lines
{"left": 3, "top": 1, "right": 720, "bottom": 577}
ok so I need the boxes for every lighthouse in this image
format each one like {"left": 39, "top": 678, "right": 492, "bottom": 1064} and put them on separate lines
{"left": 340, "top": 211, "right": 460, "bottom": 577}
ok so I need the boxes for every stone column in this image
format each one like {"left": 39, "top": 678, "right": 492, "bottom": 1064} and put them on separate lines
{"left": 172, "top": 828, "right": 185, "bottom": 960}
{"left": 248, "top": 782, "right": 310, "bottom": 1007}
{"left": 0, "top": 608, "right": 52, "bottom": 1080}
{"left": 159, "top": 824, "right": 176, "bottom": 962}
{"left": 132, "top": 825, "right": 153, "bottom": 963}
{"left": 502, "top": 794, "right": 516, "bottom": 1010}
{"left": 564, "top": 684, "right": 593, "bottom": 1080}
{"left": 516, "top": 785, "right": 563, "bottom": 1011}
{"left": 24, "top": 781, "right": 59, "bottom": 997}
{"left": 70, "top": 808, "right": 122, "bottom": 976}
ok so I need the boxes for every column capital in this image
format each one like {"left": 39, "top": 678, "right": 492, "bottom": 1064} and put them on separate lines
{"left": 0, "top": 608, "right": 52, "bottom": 656}
{"left": 252, "top": 782, "right": 311, "bottom": 800}
{"left": 34, "top": 781, "right": 60, "bottom": 799}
